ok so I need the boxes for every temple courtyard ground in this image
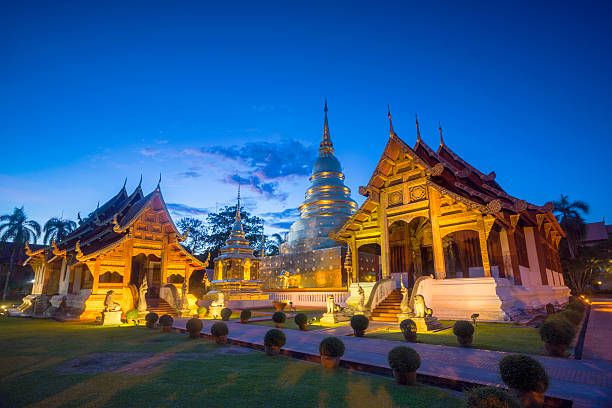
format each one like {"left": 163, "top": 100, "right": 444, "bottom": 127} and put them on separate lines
{"left": 0, "top": 318, "right": 460, "bottom": 408}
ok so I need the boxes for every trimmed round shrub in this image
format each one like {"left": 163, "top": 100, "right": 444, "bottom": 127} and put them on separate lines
{"left": 319, "top": 336, "right": 345, "bottom": 357}
{"left": 145, "top": 312, "right": 159, "bottom": 323}
{"left": 539, "top": 319, "right": 575, "bottom": 345}
{"left": 220, "top": 307, "right": 232, "bottom": 321}
{"left": 159, "top": 314, "right": 174, "bottom": 326}
{"left": 466, "top": 386, "right": 521, "bottom": 408}
{"left": 400, "top": 319, "right": 417, "bottom": 334}
{"left": 125, "top": 309, "right": 138, "bottom": 320}
{"left": 272, "top": 311, "right": 287, "bottom": 323}
{"left": 560, "top": 309, "right": 582, "bottom": 326}
{"left": 387, "top": 346, "right": 421, "bottom": 372}
{"left": 294, "top": 313, "right": 308, "bottom": 326}
{"left": 186, "top": 317, "right": 203, "bottom": 333}
{"left": 197, "top": 306, "right": 208, "bottom": 315}
{"left": 240, "top": 310, "right": 252, "bottom": 321}
{"left": 453, "top": 320, "right": 475, "bottom": 337}
{"left": 350, "top": 314, "right": 369, "bottom": 332}
{"left": 211, "top": 321, "right": 229, "bottom": 337}
{"left": 499, "top": 354, "right": 549, "bottom": 393}
{"left": 264, "top": 329, "right": 286, "bottom": 347}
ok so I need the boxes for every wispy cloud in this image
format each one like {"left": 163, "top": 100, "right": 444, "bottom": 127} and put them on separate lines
{"left": 260, "top": 207, "right": 299, "bottom": 231}
{"left": 167, "top": 203, "right": 209, "bottom": 217}
{"left": 140, "top": 147, "right": 160, "bottom": 157}
{"left": 179, "top": 171, "right": 201, "bottom": 178}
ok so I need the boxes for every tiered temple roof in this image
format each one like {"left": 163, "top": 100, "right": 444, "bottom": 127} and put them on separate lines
{"left": 335, "top": 110, "right": 564, "bottom": 240}
{"left": 25, "top": 179, "right": 205, "bottom": 268}
{"left": 215, "top": 186, "right": 256, "bottom": 262}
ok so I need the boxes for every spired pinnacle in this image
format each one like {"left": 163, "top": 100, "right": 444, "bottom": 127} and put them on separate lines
{"left": 388, "top": 105, "right": 395, "bottom": 138}
{"left": 319, "top": 99, "right": 334, "bottom": 156}
{"left": 416, "top": 114, "right": 421, "bottom": 142}
{"left": 235, "top": 183, "right": 241, "bottom": 221}
{"left": 438, "top": 122, "right": 445, "bottom": 146}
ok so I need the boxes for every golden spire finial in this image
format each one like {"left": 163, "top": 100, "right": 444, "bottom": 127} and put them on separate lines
{"left": 388, "top": 105, "right": 395, "bottom": 138}
{"left": 416, "top": 114, "right": 421, "bottom": 142}
{"left": 319, "top": 99, "right": 334, "bottom": 156}
{"left": 156, "top": 173, "right": 161, "bottom": 190}
{"left": 438, "top": 121, "right": 444, "bottom": 146}
{"left": 235, "top": 183, "right": 241, "bottom": 221}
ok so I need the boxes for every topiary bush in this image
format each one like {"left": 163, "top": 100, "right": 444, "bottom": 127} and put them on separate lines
{"left": 211, "top": 321, "right": 229, "bottom": 337}
{"left": 240, "top": 309, "right": 252, "bottom": 322}
{"left": 197, "top": 306, "right": 207, "bottom": 316}
{"left": 559, "top": 309, "right": 583, "bottom": 326}
{"left": 125, "top": 309, "right": 138, "bottom": 320}
{"left": 159, "top": 314, "right": 174, "bottom": 326}
{"left": 294, "top": 313, "right": 308, "bottom": 327}
{"left": 220, "top": 307, "right": 232, "bottom": 321}
{"left": 453, "top": 320, "right": 475, "bottom": 337}
{"left": 145, "top": 312, "right": 159, "bottom": 323}
{"left": 264, "top": 329, "right": 286, "bottom": 347}
{"left": 387, "top": 346, "right": 421, "bottom": 373}
{"left": 400, "top": 319, "right": 417, "bottom": 338}
{"left": 539, "top": 319, "right": 575, "bottom": 345}
{"left": 272, "top": 311, "right": 286, "bottom": 323}
{"left": 186, "top": 317, "right": 203, "bottom": 338}
{"left": 466, "top": 386, "right": 521, "bottom": 408}
{"left": 319, "top": 336, "right": 345, "bottom": 357}
{"left": 350, "top": 314, "right": 369, "bottom": 336}
{"left": 499, "top": 354, "right": 549, "bottom": 393}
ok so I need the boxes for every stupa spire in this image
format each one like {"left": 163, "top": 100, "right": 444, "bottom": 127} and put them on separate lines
{"left": 235, "top": 183, "right": 241, "bottom": 221}
{"left": 388, "top": 105, "right": 396, "bottom": 138}
{"left": 319, "top": 99, "right": 334, "bottom": 156}
{"left": 416, "top": 114, "right": 421, "bottom": 142}
{"left": 438, "top": 121, "right": 445, "bottom": 146}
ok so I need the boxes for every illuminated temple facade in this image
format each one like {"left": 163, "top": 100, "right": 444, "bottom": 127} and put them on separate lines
{"left": 21, "top": 181, "right": 208, "bottom": 319}
{"left": 331, "top": 112, "right": 569, "bottom": 320}
{"left": 259, "top": 103, "right": 359, "bottom": 289}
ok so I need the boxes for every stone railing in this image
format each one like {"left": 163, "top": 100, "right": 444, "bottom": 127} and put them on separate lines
{"left": 266, "top": 290, "right": 349, "bottom": 308}
{"left": 365, "top": 278, "right": 396, "bottom": 311}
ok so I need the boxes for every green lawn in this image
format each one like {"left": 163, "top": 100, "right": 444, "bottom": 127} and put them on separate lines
{"left": 0, "top": 318, "right": 461, "bottom": 408}
{"left": 249, "top": 318, "right": 349, "bottom": 331}
{"left": 367, "top": 321, "right": 544, "bottom": 355}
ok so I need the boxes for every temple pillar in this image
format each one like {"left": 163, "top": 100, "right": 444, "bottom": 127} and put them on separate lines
{"left": 378, "top": 191, "right": 391, "bottom": 279}
{"left": 33, "top": 263, "right": 46, "bottom": 295}
{"left": 72, "top": 265, "right": 82, "bottom": 293}
{"left": 427, "top": 187, "right": 446, "bottom": 279}
{"left": 524, "top": 227, "right": 543, "bottom": 286}
{"left": 58, "top": 259, "right": 70, "bottom": 295}
{"left": 499, "top": 229, "right": 514, "bottom": 282}
{"left": 477, "top": 216, "right": 492, "bottom": 277}
{"left": 92, "top": 258, "right": 101, "bottom": 294}
{"left": 123, "top": 239, "right": 133, "bottom": 287}
{"left": 351, "top": 236, "right": 359, "bottom": 283}
{"left": 161, "top": 236, "right": 169, "bottom": 285}
{"left": 506, "top": 229, "right": 522, "bottom": 285}
{"left": 533, "top": 231, "right": 549, "bottom": 285}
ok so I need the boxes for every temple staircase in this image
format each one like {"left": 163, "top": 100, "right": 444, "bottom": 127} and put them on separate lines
{"left": 146, "top": 298, "right": 177, "bottom": 317}
{"left": 370, "top": 289, "right": 402, "bottom": 322}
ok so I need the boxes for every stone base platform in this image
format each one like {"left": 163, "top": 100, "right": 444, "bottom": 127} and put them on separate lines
{"left": 320, "top": 312, "right": 350, "bottom": 324}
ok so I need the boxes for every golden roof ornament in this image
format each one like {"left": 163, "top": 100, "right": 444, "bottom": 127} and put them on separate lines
{"left": 416, "top": 113, "right": 421, "bottom": 142}
{"left": 319, "top": 99, "right": 334, "bottom": 156}
{"left": 388, "top": 105, "right": 396, "bottom": 139}
{"left": 439, "top": 122, "right": 444, "bottom": 146}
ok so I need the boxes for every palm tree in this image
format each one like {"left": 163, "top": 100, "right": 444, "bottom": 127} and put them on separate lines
{"left": 43, "top": 217, "right": 77, "bottom": 244}
{"left": 553, "top": 194, "right": 589, "bottom": 259}
{"left": 0, "top": 207, "right": 41, "bottom": 300}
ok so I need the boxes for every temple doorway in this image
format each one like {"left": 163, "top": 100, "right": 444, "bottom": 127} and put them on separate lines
{"left": 131, "top": 253, "right": 162, "bottom": 298}
{"left": 442, "top": 230, "right": 482, "bottom": 278}
{"left": 388, "top": 217, "right": 434, "bottom": 287}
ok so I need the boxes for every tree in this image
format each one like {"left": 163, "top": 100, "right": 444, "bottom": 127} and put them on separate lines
{"left": 43, "top": 217, "right": 77, "bottom": 244}
{"left": 553, "top": 194, "right": 589, "bottom": 259}
{"left": 176, "top": 217, "right": 207, "bottom": 255}
{"left": 561, "top": 238, "right": 612, "bottom": 293}
{"left": 204, "top": 205, "right": 263, "bottom": 260}
{"left": 0, "top": 207, "right": 41, "bottom": 300}
{"left": 264, "top": 233, "right": 284, "bottom": 256}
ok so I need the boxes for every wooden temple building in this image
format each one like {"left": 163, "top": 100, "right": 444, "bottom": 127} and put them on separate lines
{"left": 22, "top": 180, "right": 208, "bottom": 319}
{"left": 332, "top": 110, "right": 569, "bottom": 320}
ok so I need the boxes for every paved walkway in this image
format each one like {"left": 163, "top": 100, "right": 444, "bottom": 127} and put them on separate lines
{"left": 582, "top": 298, "right": 612, "bottom": 361}
{"left": 173, "top": 317, "right": 612, "bottom": 408}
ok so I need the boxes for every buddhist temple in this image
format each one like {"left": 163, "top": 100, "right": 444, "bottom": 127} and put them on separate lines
{"left": 259, "top": 102, "right": 359, "bottom": 289}
{"left": 209, "top": 187, "right": 269, "bottom": 308}
{"left": 20, "top": 179, "right": 208, "bottom": 319}
{"left": 331, "top": 110, "right": 569, "bottom": 320}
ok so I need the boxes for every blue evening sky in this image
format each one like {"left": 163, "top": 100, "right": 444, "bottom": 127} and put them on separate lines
{"left": 1, "top": 1, "right": 611, "bottom": 235}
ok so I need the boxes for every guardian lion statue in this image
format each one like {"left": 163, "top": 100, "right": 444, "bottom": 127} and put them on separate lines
{"left": 104, "top": 290, "right": 122, "bottom": 312}
{"left": 326, "top": 295, "right": 342, "bottom": 314}
{"left": 412, "top": 294, "right": 432, "bottom": 318}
